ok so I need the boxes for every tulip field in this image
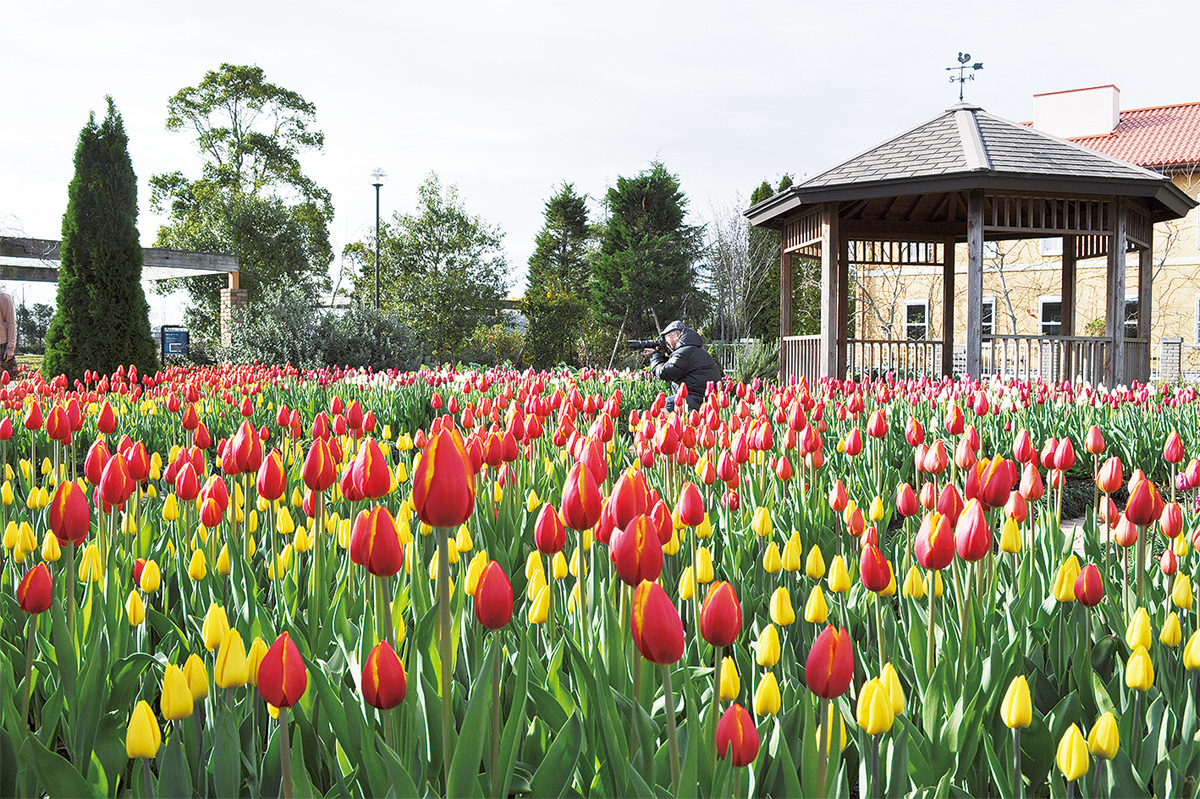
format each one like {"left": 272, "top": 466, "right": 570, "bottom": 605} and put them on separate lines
{"left": 4, "top": 363, "right": 1200, "bottom": 798}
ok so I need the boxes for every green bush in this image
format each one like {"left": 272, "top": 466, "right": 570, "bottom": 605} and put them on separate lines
{"left": 458, "top": 321, "right": 523, "bottom": 367}
{"left": 733, "top": 339, "right": 779, "bottom": 384}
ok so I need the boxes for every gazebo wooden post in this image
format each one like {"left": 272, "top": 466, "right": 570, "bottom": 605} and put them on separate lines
{"left": 1136, "top": 230, "right": 1154, "bottom": 383}
{"left": 780, "top": 242, "right": 793, "bottom": 378}
{"left": 1106, "top": 201, "right": 1128, "bottom": 386}
{"left": 1061, "top": 236, "right": 1077, "bottom": 382}
{"left": 965, "top": 189, "right": 985, "bottom": 379}
{"left": 819, "top": 203, "right": 841, "bottom": 379}
{"left": 837, "top": 236, "right": 849, "bottom": 378}
{"left": 941, "top": 236, "right": 956, "bottom": 377}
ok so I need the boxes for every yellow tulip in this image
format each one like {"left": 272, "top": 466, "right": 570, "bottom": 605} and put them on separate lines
{"left": 40, "top": 532, "right": 61, "bottom": 563}
{"left": 1055, "top": 723, "right": 1089, "bottom": 782}
{"left": 140, "top": 559, "right": 161, "bottom": 593}
{"left": 277, "top": 507, "right": 295, "bottom": 535}
{"left": 1087, "top": 712, "right": 1119, "bottom": 760}
{"left": 551, "top": 552, "right": 568, "bottom": 580}
{"left": 856, "top": 678, "right": 894, "bottom": 735}
{"left": 999, "top": 518, "right": 1021, "bottom": 553}
{"left": 1, "top": 481, "right": 11, "bottom": 506}
{"left": 1053, "top": 556, "right": 1081, "bottom": 603}
{"left": 246, "top": 637, "right": 269, "bottom": 686}
{"left": 126, "top": 591, "right": 146, "bottom": 626}
{"left": 125, "top": 701, "right": 162, "bottom": 759}
{"left": 1172, "top": 574, "right": 1193, "bottom": 611}
{"left": 755, "top": 624, "right": 781, "bottom": 668}
{"left": 216, "top": 544, "right": 231, "bottom": 576}
{"left": 526, "top": 489, "right": 540, "bottom": 513}
{"left": 1125, "top": 607, "right": 1152, "bottom": 651}
{"left": 880, "top": 663, "right": 906, "bottom": 715}
{"left": 696, "top": 514, "right": 712, "bottom": 539}
{"left": 902, "top": 565, "right": 925, "bottom": 599}
{"left": 1001, "top": 675, "right": 1031, "bottom": 729}
{"left": 214, "top": 629, "right": 249, "bottom": 689}
{"left": 769, "top": 587, "right": 796, "bottom": 626}
{"left": 183, "top": 654, "right": 209, "bottom": 700}
{"left": 569, "top": 547, "right": 582, "bottom": 578}
{"left": 492, "top": 482, "right": 503, "bottom": 504}
{"left": 678, "top": 566, "right": 696, "bottom": 601}
{"left": 161, "top": 664, "right": 194, "bottom": 721}
{"left": 694, "top": 546, "right": 715, "bottom": 584}
{"left": 456, "top": 525, "right": 473, "bottom": 553}
{"left": 525, "top": 550, "right": 544, "bottom": 581}
{"left": 1125, "top": 645, "right": 1154, "bottom": 692}
{"left": 78, "top": 543, "right": 103, "bottom": 583}
{"left": 247, "top": 509, "right": 258, "bottom": 535}
{"left": 4, "top": 520, "right": 18, "bottom": 551}
{"left": 751, "top": 507, "right": 772, "bottom": 538}
{"left": 202, "top": 603, "right": 230, "bottom": 652}
{"left": 754, "top": 672, "right": 782, "bottom": 717}
{"left": 818, "top": 701, "right": 848, "bottom": 754}
{"left": 528, "top": 585, "right": 550, "bottom": 624}
{"left": 925, "top": 570, "right": 944, "bottom": 598}
{"left": 526, "top": 567, "right": 546, "bottom": 603}
{"left": 1175, "top": 534, "right": 1190, "bottom": 558}
{"left": 465, "top": 551, "right": 488, "bottom": 596}
{"left": 293, "top": 526, "right": 312, "bottom": 553}
{"left": 1184, "top": 630, "right": 1200, "bottom": 672}
{"left": 805, "top": 585, "right": 829, "bottom": 624}
{"left": 189, "top": 548, "right": 207, "bottom": 581}
{"left": 828, "top": 556, "right": 851, "bottom": 593}
{"left": 781, "top": 531, "right": 804, "bottom": 572}
{"left": 762, "top": 542, "right": 782, "bottom": 574}
{"left": 1161, "top": 613, "right": 1182, "bottom": 647}
{"left": 719, "top": 657, "right": 740, "bottom": 701}
{"left": 868, "top": 495, "right": 885, "bottom": 523}
{"left": 806, "top": 545, "right": 826, "bottom": 580}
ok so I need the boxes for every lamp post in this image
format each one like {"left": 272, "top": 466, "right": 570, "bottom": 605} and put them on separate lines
{"left": 370, "top": 167, "right": 387, "bottom": 310}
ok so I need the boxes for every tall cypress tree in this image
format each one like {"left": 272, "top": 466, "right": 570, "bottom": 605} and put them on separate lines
{"left": 44, "top": 98, "right": 158, "bottom": 381}
{"left": 521, "top": 183, "right": 592, "bottom": 367}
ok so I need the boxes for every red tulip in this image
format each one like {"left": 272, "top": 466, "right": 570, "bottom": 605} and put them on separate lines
{"left": 1054, "top": 438, "right": 1076, "bottom": 472}
{"left": 180, "top": 404, "right": 199, "bottom": 431}
{"left": 175, "top": 462, "right": 201, "bottom": 502}
{"left": 805, "top": 625, "right": 854, "bottom": 698}
{"left": 350, "top": 506, "right": 405, "bottom": 577}
{"left": 1113, "top": 514, "right": 1138, "bottom": 547}
{"left": 17, "top": 563, "right": 52, "bottom": 614}
{"left": 1160, "top": 501, "right": 1183, "bottom": 539}
{"left": 954, "top": 436, "right": 976, "bottom": 471}
{"left": 256, "top": 449, "right": 287, "bottom": 502}
{"left": 922, "top": 439, "right": 948, "bottom": 474}
{"left": 257, "top": 633, "right": 308, "bottom": 708}
{"left": 630, "top": 580, "right": 685, "bottom": 665}
{"left": 1161, "top": 547, "right": 1178, "bottom": 576}
{"left": 859, "top": 544, "right": 891, "bottom": 593}
{"left": 843, "top": 428, "right": 862, "bottom": 456}
{"left": 99, "top": 453, "right": 132, "bottom": 508}
{"left": 1074, "top": 564, "right": 1103, "bottom": 606}
{"left": 560, "top": 462, "right": 602, "bottom": 532}
{"left": 362, "top": 641, "right": 406, "bottom": 710}
{"left": 944, "top": 405, "right": 964, "bottom": 435}
{"left": 937, "top": 484, "right": 963, "bottom": 526}
{"left": 716, "top": 704, "right": 760, "bottom": 767}
{"left": 895, "top": 482, "right": 919, "bottom": 517}
{"left": 45, "top": 405, "right": 71, "bottom": 445}
{"left": 1096, "top": 457, "right": 1123, "bottom": 495}
{"left": 700, "top": 581, "right": 743, "bottom": 648}
{"left": 676, "top": 481, "right": 705, "bottom": 527}
{"left": 1164, "top": 431, "right": 1185, "bottom": 464}
{"left": 534, "top": 503, "right": 566, "bottom": 555}
{"left": 1084, "top": 425, "right": 1105, "bottom": 456}
{"left": 1004, "top": 491, "right": 1028, "bottom": 524}
{"left": 96, "top": 402, "right": 116, "bottom": 434}
{"left": 914, "top": 511, "right": 954, "bottom": 570}
{"left": 24, "top": 400, "right": 43, "bottom": 431}
{"left": 828, "top": 480, "right": 848, "bottom": 513}
{"left": 609, "top": 468, "right": 650, "bottom": 529}
{"left": 1040, "top": 437, "right": 1058, "bottom": 471}
{"left": 411, "top": 428, "right": 475, "bottom": 529}
{"left": 231, "top": 420, "right": 263, "bottom": 474}
{"left": 610, "top": 515, "right": 664, "bottom": 587}
{"left": 84, "top": 438, "right": 111, "bottom": 486}
{"left": 301, "top": 438, "right": 337, "bottom": 492}
{"left": 1125, "top": 473, "right": 1162, "bottom": 526}
{"left": 1019, "top": 463, "right": 1044, "bottom": 502}
{"left": 49, "top": 481, "right": 91, "bottom": 544}
{"left": 351, "top": 439, "right": 392, "bottom": 500}
{"left": 1012, "top": 428, "right": 1035, "bottom": 464}
{"left": 866, "top": 409, "right": 887, "bottom": 439}
{"left": 474, "top": 561, "right": 514, "bottom": 630}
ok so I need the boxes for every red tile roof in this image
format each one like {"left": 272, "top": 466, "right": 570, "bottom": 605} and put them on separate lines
{"left": 1068, "top": 102, "right": 1200, "bottom": 171}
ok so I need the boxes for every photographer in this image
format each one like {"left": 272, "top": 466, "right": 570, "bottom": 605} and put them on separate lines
{"left": 642, "top": 320, "right": 721, "bottom": 412}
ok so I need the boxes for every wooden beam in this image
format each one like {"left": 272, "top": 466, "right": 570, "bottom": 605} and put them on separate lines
{"left": 837, "top": 234, "right": 849, "bottom": 378}
{"left": 942, "top": 237, "right": 956, "bottom": 377}
{"left": 819, "top": 203, "right": 840, "bottom": 379}
{"left": 966, "top": 189, "right": 984, "bottom": 378}
{"left": 0, "top": 236, "right": 238, "bottom": 273}
{"left": 1061, "top": 237, "right": 1076, "bottom": 337}
{"left": 780, "top": 246, "right": 793, "bottom": 339}
{"left": 0, "top": 265, "right": 59, "bottom": 283}
{"left": 1106, "top": 201, "right": 1128, "bottom": 387}
{"left": 841, "top": 220, "right": 961, "bottom": 239}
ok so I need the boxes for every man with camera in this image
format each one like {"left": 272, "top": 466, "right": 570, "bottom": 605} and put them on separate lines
{"left": 637, "top": 320, "right": 721, "bottom": 412}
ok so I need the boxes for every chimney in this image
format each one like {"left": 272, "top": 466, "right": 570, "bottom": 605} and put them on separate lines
{"left": 1033, "top": 85, "right": 1120, "bottom": 138}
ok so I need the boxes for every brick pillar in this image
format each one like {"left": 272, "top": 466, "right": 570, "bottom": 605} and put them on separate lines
{"left": 1160, "top": 337, "right": 1182, "bottom": 384}
{"left": 220, "top": 288, "right": 248, "bottom": 349}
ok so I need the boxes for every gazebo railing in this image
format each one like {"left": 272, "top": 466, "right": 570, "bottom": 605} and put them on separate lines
{"left": 984, "top": 335, "right": 1109, "bottom": 384}
{"left": 846, "top": 338, "right": 944, "bottom": 380}
{"left": 781, "top": 335, "right": 822, "bottom": 387}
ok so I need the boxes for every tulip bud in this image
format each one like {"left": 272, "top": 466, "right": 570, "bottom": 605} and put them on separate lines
{"left": 1172, "top": 574, "right": 1193, "bottom": 611}
{"left": 1073, "top": 564, "right": 1103, "bottom": 607}
{"left": 1087, "top": 712, "right": 1119, "bottom": 760}
{"left": 125, "top": 700, "right": 162, "bottom": 759}
{"left": 715, "top": 704, "right": 760, "bottom": 767}
{"left": 630, "top": 580, "right": 685, "bottom": 665}
{"left": 1125, "top": 645, "right": 1154, "bottom": 692}
{"left": 1125, "top": 607, "right": 1152, "bottom": 650}
{"left": 902, "top": 565, "right": 925, "bottom": 599}
{"left": 805, "top": 626, "right": 854, "bottom": 699}
{"left": 246, "top": 637, "right": 269, "bottom": 686}
{"left": 126, "top": 590, "right": 146, "bottom": 626}
{"left": 1160, "top": 612, "right": 1182, "bottom": 647}
{"left": 1185, "top": 630, "right": 1200, "bottom": 672}
{"left": 1001, "top": 675, "right": 1031, "bottom": 729}
{"left": 140, "top": 559, "right": 161, "bottom": 593}
{"left": 755, "top": 624, "right": 781, "bottom": 668}
{"left": 827, "top": 555, "right": 851, "bottom": 593}
{"left": 856, "top": 678, "right": 894, "bottom": 735}
{"left": 161, "top": 664, "right": 194, "bottom": 721}
{"left": 700, "top": 582, "right": 743, "bottom": 648}
{"left": 362, "top": 640, "right": 407, "bottom": 710}
{"left": 202, "top": 603, "right": 230, "bottom": 651}
{"left": 1052, "top": 557, "right": 1081, "bottom": 603}
{"left": 769, "top": 587, "right": 795, "bottom": 626}
{"left": 805, "top": 545, "right": 826, "bottom": 580}
{"left": 475, "top": 561, "right": 514, "bottom": 630}
{"left": 754, "top": 672, "right": 782, "bottom": 717}
{"left": 257, "top": 632, "right": 308, "bottom": 708}
{"left": 214, "top": 629, "right": 249, "bottom": 689}
{"left": 1056, "top": 723, "right": 1090, "bottom": 782}
{"left": 880, "top": 663, "right": 906, "bottom": 714}
{"left": 718, "top": 657, "right": 740, "bottom": 701}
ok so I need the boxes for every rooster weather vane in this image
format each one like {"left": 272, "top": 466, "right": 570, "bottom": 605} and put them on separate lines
{"left": 947, "top": 52, "right": 983, "bottom": 102}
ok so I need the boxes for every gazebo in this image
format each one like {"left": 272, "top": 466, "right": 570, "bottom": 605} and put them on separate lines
{"left": 746, "top": 102, "right": 1196, "bottom": 387}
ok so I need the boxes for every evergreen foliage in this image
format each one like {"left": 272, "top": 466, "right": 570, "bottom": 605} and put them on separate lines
{"left": 521, "top": 183, "right": 593, "bottom": 367}
{"left": 591, "top": 161, "right": 707, "bottom": 338}
{"left": 43, "top": 98, "right": 158, "bottom": 381}
{"left": 150, "top": 64, "right": 334, "bottom": 344}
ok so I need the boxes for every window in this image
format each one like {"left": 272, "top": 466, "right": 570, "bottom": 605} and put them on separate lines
{"left": 905, "top": 300, "right": 928, "bottom": 340}
{"left": 1040, "top": 296, "right": 1062, "bottom": 336}
{"left": 1125, "top": 297, "right": 1139, "bottom": 340}
{"left": 982, "top": 297, "right": 996, "bottom": 337}
{"left": 1041, "top": 237, "right": 1064, "bottom": 256}
{"left": 983, "top": 241, "right": 1001, "bottom": 259}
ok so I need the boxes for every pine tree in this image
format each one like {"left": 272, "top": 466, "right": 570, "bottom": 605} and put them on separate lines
{"left": 44, "top": 98, "right": 159, "bottom": 381}
{"left": 521, "top": 183, "right": 592, "bottom": 366}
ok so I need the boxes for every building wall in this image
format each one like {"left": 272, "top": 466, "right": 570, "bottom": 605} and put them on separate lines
{"left": 853, "top": 172, "right": 1200, "bottom": 370}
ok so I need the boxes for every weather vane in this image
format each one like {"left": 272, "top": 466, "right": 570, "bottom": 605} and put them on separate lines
{"left": 947, "top": 52, "right": 983, "bottom": 102}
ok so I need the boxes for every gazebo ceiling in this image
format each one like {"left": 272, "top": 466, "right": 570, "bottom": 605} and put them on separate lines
{"left": 747, "top": 102, "right": 1196, "bottom": 231}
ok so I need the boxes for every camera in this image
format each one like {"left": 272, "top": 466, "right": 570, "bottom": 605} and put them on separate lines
{"left": 628, "top": 337, "right": 668, "bottom": 357}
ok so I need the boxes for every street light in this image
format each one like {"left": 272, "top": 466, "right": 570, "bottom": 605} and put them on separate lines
{"left": 370, "top": 167, "right": 387, "bottom": 310}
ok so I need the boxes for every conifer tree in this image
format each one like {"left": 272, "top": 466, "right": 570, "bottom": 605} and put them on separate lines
{"left": 521, "top": 183, "right": 592, "bottom": 366}
{"left": 44, "top": 98, "right": 158, "bottom": 381}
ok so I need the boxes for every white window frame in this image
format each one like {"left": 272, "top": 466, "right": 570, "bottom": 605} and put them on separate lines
{"left": 1039, "top": 295, "right": 1063, "bottom": 337}
{"left": 982, "top": 297, "right": 996, "bottom": 337}
{"left": 1040, "top": 237, "right": 1064, "bottom": 256}
{"left": 1124, "top": 294, "right": 1139, "bottom": 341}
{"left": 904, "top": 299, "right": 929, "bottom": 341}
{"left": 983, "top": 241, "right": 1001, "bottom": 259}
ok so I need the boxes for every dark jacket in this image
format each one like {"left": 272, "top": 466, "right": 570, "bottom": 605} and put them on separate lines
{"left": 649, "top": 327, "right": 722, "bottom": 411}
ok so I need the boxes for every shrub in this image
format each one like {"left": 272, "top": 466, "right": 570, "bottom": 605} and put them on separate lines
{"left": 458, "top": 321, "right": 523, "bottom": 367}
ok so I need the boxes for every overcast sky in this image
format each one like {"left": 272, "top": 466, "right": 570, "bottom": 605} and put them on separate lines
{"left": 3, "top": 0, "right": 1197, "bottom": 326}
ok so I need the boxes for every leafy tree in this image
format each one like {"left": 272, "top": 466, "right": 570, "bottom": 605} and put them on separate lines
{"left": 746, "top": 174, "right": 817, "bottom": 339}
{"left": 521, "top": 183, "right": 593, "bottom": 367}
{"left": 344, "top": 174, "right": 508, "bottom": 362}
{"left": 150, "top": 64, "right": 334, "bottom": 342}
{"left": 43, "top": 98, "right": 158, "bottom": 380}
{"left": 591, "top": 161, "right": 706, "bottom": 339}
{"left": 16, "top": 302, "right": 54, "bottom": 354}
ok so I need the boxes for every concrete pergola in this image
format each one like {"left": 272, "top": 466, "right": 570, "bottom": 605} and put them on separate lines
{"left": 747, "top": 102, "right": 1196, "bottom": 387}
{"left": 0, "top": 236, "right": 242, "bottom": 345}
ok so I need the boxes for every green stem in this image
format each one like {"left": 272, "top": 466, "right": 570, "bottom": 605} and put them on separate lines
{"left": 491, "top": 640, "right": 501, "bottom": 799}
{"left": 1013, "top": 727, "right": 1022, "bottom": 799}
{"left": 1135, "top": 525, "right": 1146, "bottom": 608}
{"left": 927, "top": 579, "right": 936, "bottom": 682}
{"left": 817, "top": 697, "right": 830, "bottom": 799}
{"left": 20, "top": 614, "right": 36, "bottom": 727}
{"left": 280, "top": 708, "right": 293, "bottom": 799}
{"left": 1091, "top": 765, "right": 1103, "bottom": 799}
{"left": 143, "top": 758, "right": 153, "bottom": 799}
{"left": 437, "top": 528, "right": 453, "bottom": 788}
{"left": 663, "top": 664, "right": 680, "bottom": 791}
{"left": 874, "top": 594, "right": 885, "bottom": 673}
{"left": 870, "top": 734, "right": 881, "bottom": 799}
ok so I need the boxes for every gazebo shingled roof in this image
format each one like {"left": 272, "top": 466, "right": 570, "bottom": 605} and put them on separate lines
{"left": 746, "top": 103, "right": 1197, "bottom": 387}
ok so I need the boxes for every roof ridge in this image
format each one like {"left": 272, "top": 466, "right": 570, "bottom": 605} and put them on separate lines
{"left": 1117, "top": 100, "right": 1200, "bottom": 115}
{"left": 796, "top": 108, "right": 959, "bottom": 188}
{"left": 955, "top": 108, "right": 991, "bottom": 171}
{"left": 978, "top": 109, "right": 1168, "bottom": 180}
